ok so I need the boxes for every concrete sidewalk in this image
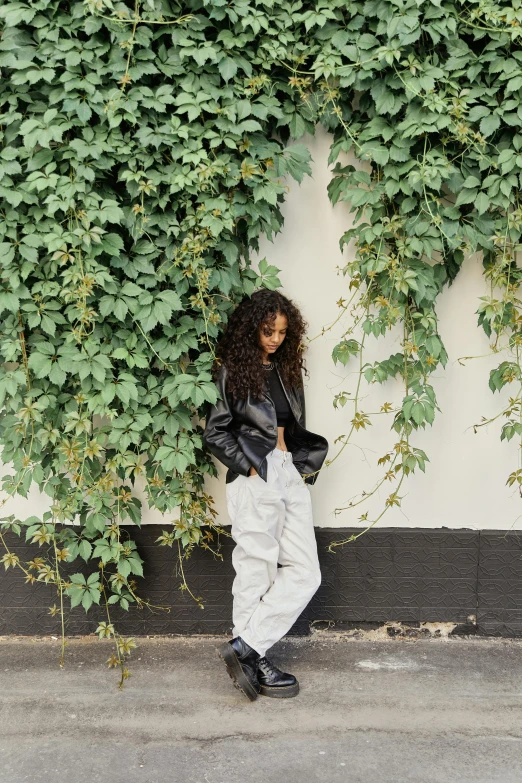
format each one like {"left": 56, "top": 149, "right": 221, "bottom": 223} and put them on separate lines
{"left": 1, "top": 632, "right": 522, "bottom": 783}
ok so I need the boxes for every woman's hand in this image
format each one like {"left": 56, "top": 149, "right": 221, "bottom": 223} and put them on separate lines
{"left": 248, "top": 466, "right": 258, "bottom": 477}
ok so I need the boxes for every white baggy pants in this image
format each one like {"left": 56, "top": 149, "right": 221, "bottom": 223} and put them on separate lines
{"left": 225, "top": 447, "right": 322, "bottom": 658}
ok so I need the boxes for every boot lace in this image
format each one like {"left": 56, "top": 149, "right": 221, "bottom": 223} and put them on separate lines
{"left": 258, "top": 656, "right": 281, "bottom": 675}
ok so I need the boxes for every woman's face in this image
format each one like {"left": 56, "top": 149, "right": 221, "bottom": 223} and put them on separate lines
{"left": 258, "top": 312, "right": 288, "bottom": 358}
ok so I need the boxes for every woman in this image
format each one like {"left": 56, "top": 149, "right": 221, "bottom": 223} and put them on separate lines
{"left": 202, "top": 289, "right": 329, "bottom": 701}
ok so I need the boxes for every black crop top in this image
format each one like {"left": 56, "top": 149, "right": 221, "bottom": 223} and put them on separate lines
{"left": 262, "top": 363, "right": 293, "bottom": 426}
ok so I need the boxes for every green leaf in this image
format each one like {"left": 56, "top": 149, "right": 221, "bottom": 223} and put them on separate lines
{"left": 103, "top": 233, "right": 124, "bottom": 256}
{"left": 218, "top": 57, "right": 238, "bottom": 82}
{"left": 288, "top": 112, "right": 306, "bottom": 139}
{"left": 27, "top": 351, "right": 53, "bottom": 379}
{"left": 332, "top": 340, "right": 359, "bottom": 365}
{"left": 121, "top": 282, "right": 142, "bottom": 297}
{"left": 0, "top": 3, "right": 36, "bottom": 26}
{"left": 479, "top": 114, "right": 500, "bottom": 137}
{"left": 78, "top": 540, "right": 92, "bottom": 561}
{"left": 474, "top": 192, "right": 490, "bottom": 215}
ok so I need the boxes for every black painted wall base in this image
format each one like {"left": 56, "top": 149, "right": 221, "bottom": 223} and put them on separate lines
{"left": 1, "top": 527, "right": 521, "bottom": 637}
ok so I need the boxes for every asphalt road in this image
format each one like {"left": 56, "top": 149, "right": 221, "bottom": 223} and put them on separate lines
{"left": 1, "top": 632, "right": 522, "bottom": 783}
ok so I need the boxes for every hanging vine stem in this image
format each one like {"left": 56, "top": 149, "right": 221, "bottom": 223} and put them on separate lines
{"left": 97, "top": 564, "right": 134, "bottom": 690}
{"left": 464, "top": 207, "right": 522, "bottom": 500}
{"left": 457, "top": 5, "right": 522, "bottom": 36}
{"left": 285, "top": 73, "right": 449, "bottom": 548}
{"left": 313, "top": 226, "right": 429, "bottom": 545}
{"left": 0, "top": 307, "right": 40, "bottom": 559}
{"left": 51, "top": 525, "right": 67, "bottom": 668}
{"left": 335, "top": 278, "right": 434, "bottom": 538}
{"left": 96, "top": 0, "right": 193, "bottom": 117}
{"left": 328, "top": 315, "right": 415, "bottom": 548}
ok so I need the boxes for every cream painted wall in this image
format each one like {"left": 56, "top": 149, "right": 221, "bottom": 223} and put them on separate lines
{"left": 2, "top": 125, "right": 520, "bottom": 531}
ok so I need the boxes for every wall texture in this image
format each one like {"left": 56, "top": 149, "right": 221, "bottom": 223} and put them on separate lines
{"left": 2, "top": 526, "right": 521, "bottom": 637}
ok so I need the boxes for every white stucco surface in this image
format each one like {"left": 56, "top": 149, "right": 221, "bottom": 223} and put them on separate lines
{"left": 2, "top": 126, "right": 519, "bottom": 530}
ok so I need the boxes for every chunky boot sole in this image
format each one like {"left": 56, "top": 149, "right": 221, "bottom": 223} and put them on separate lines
{"left": 258, "top": 680, "right": 300, "bottom": 698}
{"left": 216, "top": 642, "right": 260, "bottom": 701}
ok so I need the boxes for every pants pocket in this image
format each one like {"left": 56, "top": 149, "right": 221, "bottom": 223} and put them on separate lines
{"left": 225, "top": 477, "right": 245, "bottom": 520}
{"left": 289, "top": 461, "right": 306, "bottom": 485}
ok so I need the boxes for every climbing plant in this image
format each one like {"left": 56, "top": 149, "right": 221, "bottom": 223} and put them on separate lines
{"left": 1, "top": 0, "right": 521, "bottom": 681}
{"left": 320, "top": 0, "right": 522, "bottom": 546}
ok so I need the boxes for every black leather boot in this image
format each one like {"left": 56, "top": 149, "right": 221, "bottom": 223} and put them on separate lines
{"left": 216, "top": 636, "right": 261, "bottom": 701}
{"left": 256, "top": 656, "right": 300, "bottom": 698}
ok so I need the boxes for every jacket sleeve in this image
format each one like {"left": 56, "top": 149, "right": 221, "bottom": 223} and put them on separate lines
{"left": 202, "top": 364, "right": 252, "bottom": 477}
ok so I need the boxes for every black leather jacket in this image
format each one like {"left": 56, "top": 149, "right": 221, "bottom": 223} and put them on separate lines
{"left": 202, "top": 361, "right": 329, "bottom": 485}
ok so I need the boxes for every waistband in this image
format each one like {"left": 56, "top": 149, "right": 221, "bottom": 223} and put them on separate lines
{"left": 269, "top": 447, "right": 293, "bottom": 460}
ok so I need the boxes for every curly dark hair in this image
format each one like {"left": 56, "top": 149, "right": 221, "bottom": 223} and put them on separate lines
{"left": 211, "top": 289, "right": 310, "bottom": 403}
